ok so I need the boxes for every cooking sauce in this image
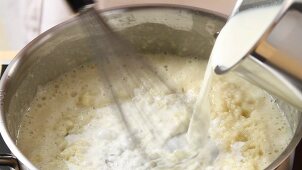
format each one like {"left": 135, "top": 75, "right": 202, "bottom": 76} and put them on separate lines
{"left": 17, "top": 53, "right": 292, "bottom": 170}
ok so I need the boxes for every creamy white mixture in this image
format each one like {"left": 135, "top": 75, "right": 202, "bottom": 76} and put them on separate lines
{"left": 17, "top": 53, "right": 292, "bottom": 170}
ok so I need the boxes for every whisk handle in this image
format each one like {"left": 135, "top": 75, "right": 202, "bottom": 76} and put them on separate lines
{"left": 66, "top": 0, "right": 95, "bottom": 13}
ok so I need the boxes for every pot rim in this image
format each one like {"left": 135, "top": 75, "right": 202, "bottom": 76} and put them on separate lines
{"left": 0, "top": 4, "right": 300, "bottom": 170}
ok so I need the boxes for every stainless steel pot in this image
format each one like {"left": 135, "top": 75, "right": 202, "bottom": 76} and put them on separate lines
{"left": 0, "top": 5, "right": 301, "bottom": 170}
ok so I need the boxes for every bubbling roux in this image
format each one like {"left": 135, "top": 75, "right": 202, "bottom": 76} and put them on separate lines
{"left": 17, "top": 54, "right": 292, "bottom": 170}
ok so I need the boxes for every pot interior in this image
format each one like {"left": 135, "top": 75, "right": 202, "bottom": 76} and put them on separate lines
{"left": 1, "top": 6, "right": 301, "bottom": 169}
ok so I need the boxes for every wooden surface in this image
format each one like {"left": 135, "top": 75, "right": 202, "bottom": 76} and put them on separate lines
{"left": 0, "top": 51, "right": 16, "bottom": 64}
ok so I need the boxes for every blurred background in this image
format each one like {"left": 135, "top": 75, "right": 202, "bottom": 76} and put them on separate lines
{"left": 0, "top": 0, "right": 234, "bottom": 51}
{"left": 0, "top": 0, "right": 73, "bottom": 51}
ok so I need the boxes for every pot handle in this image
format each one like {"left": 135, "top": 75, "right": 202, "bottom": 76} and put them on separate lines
{"left": 0, "top": 153, "right": 20, "bottom": 170}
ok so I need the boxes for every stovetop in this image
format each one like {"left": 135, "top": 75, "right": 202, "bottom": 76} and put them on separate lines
{"left": 0, "top": 64, "right": 300, "bottom": 169}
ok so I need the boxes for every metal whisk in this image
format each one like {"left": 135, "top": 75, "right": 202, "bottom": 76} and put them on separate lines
{"left": 65, "top": 0, "right": 195, "bottom": 166}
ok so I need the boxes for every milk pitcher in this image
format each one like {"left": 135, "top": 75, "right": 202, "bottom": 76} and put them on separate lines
{"left": 215, "top": 0, "right": 302, "bottom": 109}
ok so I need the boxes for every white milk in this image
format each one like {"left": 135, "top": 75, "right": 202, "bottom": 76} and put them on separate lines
{"left": 186, "top": 59, "right": 214, "bottom": 148}
{"left": 212, "top": 5, "right": 281, "bottom": 70}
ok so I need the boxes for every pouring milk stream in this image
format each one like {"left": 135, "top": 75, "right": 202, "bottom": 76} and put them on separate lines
{"left": 187, "top": 5, "right": 282, "bottom": 148}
